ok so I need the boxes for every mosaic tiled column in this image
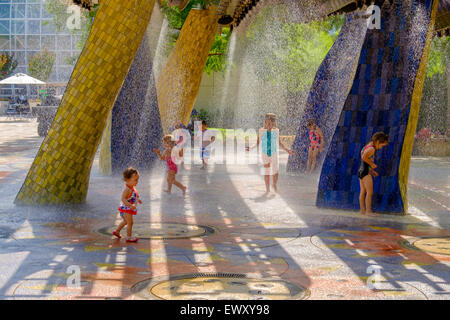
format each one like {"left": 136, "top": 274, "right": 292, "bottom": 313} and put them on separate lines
{"left": 398, "top": 0, "right": 439, "bottom": 213}
{"left": 447, "top": 64, "right": 450, "bottom": 135}
{"left": 99, "top": 29, "right": 162, "bottom": 175}
{"left": 99, "top": 110, "right": 112, "bottom": 176}
{"left": 156, "top": 6, "right": 218, "bottom": 133}
{"left": 287, "top": 12, "right": 368, "bottom": 172}
{"left": 316, "top": 0, "right": 439, "bottom": 214}
{"left": 15, "top": 0, "right": 156, "bottom": 205}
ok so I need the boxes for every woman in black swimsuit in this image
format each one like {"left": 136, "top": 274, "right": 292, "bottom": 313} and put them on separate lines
{"left": 359, "top": 132, "right": 389, "bottom": 216}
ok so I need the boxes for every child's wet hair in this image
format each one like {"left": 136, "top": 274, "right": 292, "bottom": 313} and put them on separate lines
{"left": 265, "top": 113, "right": 276, "bottom": 122}
{"left": 202, "top": 120, "right": 207, "bottom": 125}
{"left": 123, "top": 167, "right": 139, "bottom": 181}
{"left": 175, "top": 122, "right": 183, "bottom": 129}
{"left": 264, "top": 113, "right": 276, "bottom": 128}
{"left": 163, "top": 134, "right": 176, "bottom": 147}
{"left": 371, "top": 132, "right": 389, "bottom": 143}
{"left": 306, "top": 119, "right": 316, "bottom": 127}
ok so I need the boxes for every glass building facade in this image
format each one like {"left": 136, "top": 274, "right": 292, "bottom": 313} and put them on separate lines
{"left": 0, "top": 0, "right": 81, "bottom": 90}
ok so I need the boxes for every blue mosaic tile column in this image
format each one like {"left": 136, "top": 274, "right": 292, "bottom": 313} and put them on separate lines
{"left": 110, "top": 32, "right": 162, "bottom": 173}
{"left": 287, "top": 12, "right": 368, "bottom": 172}
{"left": 316, "top": 0, "right": 437, "bottom": 214}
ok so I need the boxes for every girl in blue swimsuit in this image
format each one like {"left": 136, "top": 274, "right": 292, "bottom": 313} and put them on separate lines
{"left": 247, "top": 113, "right": 293, "bottom": 194}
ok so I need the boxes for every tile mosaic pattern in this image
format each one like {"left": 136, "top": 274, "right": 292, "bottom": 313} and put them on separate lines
{"left": 156, "top": 6, "right": 218, "bottom": 133}
{"left": 99, "top": 110, "right": 112, "bottom": 176}
{"left": 317, "top": 0, "right": 438, "bottom": 213}
{"left": 398, "top": 0, "right": 439, "bottom": 214}
{"left": 100, "top": 30, "right": 162, "bottom": 175}
{"left": 15, "top": 0, "right": 156, "bottom": 205}
{"left": 287, "top": 12, "right": 368, "bottom": 172}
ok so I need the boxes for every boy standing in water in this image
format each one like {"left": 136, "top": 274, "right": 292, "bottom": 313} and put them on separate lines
{"left": 247, "top": 113, "right": 294, "bottom": 194}
{"left": 195, "top": 120, "right": 215, "bottom": 169}
{"left": 358, "top": 132, "right": 389, "bottom": 216}
{"left": 306, "top": 119, "right": 324, "bottom": 174}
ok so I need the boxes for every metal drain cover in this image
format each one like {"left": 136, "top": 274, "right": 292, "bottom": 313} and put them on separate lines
{"left": 413, "top": 238, "right": 450, "bottom": 256}
{"left": 132, "top": 273, "right": 309, "bottom": 300}
{"left": 98, "top": 223, "right": 215, "bottom": 239}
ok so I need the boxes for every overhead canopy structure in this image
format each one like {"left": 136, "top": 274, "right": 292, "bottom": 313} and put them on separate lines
{"left": 0, "top": 73, "right": 46, "bottom": 85}
{"left": 229, "top": 0, "right": 449, "bottom": 35}
{"left": 70, "top": 0, "right": 450, "bottom": 35}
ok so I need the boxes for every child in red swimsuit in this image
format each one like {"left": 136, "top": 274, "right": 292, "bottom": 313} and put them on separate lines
{"left": 113, "top": 167, "right": 142, "bottom": 242}
{"left": 154, "top": 135, "right": 187, "bottom": 195}
{"left": 306, "top": 119, "right": 324, "bottom": 174}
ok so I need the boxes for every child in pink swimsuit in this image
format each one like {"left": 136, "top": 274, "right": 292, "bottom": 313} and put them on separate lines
{"left": 306, "top": 119, "right": 324, "bottom": 174}
{"left": 113, "top": 167, "right": 142, "bottom": 242}
{"left": 154, "top": 135, "right": 187, "bottom": 195}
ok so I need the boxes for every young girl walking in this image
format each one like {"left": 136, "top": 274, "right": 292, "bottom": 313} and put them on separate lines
{"left": 306, "top": 119, "right": 324, "bottom": 174}
{"left": 113, "top": 167, "right": 142, "bottom": 242}
{"left": 247, "top": 113, "right": 294, "bottom": 194}
{"left": 154, "top": 135, "right": 187, "bottom": 195}
{"left": 358, "top": 132, "right": 389, "bottom": 216}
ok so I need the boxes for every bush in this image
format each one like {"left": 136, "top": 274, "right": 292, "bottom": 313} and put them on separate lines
{"left": 197, "top": 108, "right": 212, "bottom": 125}
{"left": 28, "top": 49, "right": 55, "bottom": 82}
{"left": 0, "top": 53, "right": 18, "bottom": 80}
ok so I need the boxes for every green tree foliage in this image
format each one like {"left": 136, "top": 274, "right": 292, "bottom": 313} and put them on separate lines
{"left": 197, "top": 108, "right": 212, "bottom": 124}
{"left": 418, "top": 72, "right": 447, "bottom": 134}
{"left": 418, "top": 36, "right": 449, "bottom": 134}
{"left": 426, "top": 36, "right": 449, "bottom": 78}
{"left": 161, "top": 0, "right": 221, "bottom": 30}
{"left": 45, "top": 0, "right": 94, "bottom": 65}
{"left": 0, "top": 53, "right": 18, "bottom": 80}
{"left": 161, "top": 0, "right": 193, "bottom": 30}
{"left": 28, "top": 49, "right": 56, "bottom": 82}
{"left": 44, "top": 0, "right": 71, "bottom": 31}
{"left": 160, "top": 0, "right": 192, "bottom": 57}
{"left": 246, "top": 5, "right": 345, "bottom": 93}
{"left": 161, "top": 0, "right": 230, "bottom": 75}
{"left": 205, "top": 27, "right": 231, "bottom": 75}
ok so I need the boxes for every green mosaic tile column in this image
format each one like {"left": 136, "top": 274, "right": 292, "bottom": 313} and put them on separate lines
{"left": 15, "top": 0, "right": 155, "bottom": 205}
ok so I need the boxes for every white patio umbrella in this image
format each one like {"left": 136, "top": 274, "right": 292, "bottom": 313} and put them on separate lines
{"left": 0, "top": 73, "right": 46, "bottom": 114}
{"left": 0, "top": 73, "right": 45, "bottom": 85}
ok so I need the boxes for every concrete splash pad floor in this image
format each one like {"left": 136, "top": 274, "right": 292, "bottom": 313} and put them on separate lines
{"left": 0, "top": 119, "right": 449, "bottom": 300}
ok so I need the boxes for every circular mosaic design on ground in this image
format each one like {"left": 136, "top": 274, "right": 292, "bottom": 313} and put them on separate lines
{"left": 132, "top": 273, "right": 309, "bottom": 300}
{"left": 11, "top": 270, "right": 70, "bottom": 300}
{"left": 98, "top": 223, "right": 215, "bottom": 239}
{"left": 413, "top": 238, "right": 450, "bottom": 256}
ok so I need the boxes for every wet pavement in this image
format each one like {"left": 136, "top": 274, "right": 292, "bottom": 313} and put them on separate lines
{"left": 0, "top": 117, "right": 449, "bottom": 300}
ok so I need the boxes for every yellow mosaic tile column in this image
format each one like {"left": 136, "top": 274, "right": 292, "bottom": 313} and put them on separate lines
{"left": 156, "top": 6, "right": 218, "bottom": 133}
{"left": 15, "top": 0, "right": 155, "bottom": 205}
{"left": 398, "top": 0, "right": 439, "bottom": 213}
